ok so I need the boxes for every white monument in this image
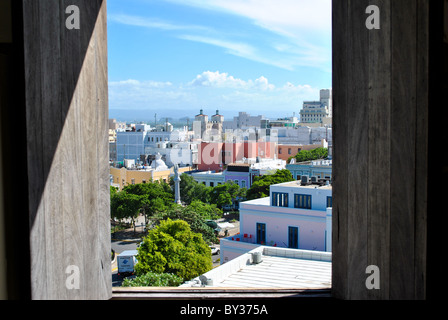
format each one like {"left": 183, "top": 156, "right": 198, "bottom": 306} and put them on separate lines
{"left": 174, "top": 163, "right": 182, "bottom": 205}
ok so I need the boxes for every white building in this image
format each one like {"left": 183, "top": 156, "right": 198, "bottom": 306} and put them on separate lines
{"left": 299, "top": 89, "right": 333, "bottom": 124}
{"left": 273, "top": 126, "right": 332, "bottom": 145}
{"left": 222, "top": 112, "right": 266, "bottom": 130}
{"left": 115, "top": 127, "right": 195, "bottom": 165}
{"left": 220, "top": 180, "right": 332, "bottom": 263}
{"left": 191, "top": 170, "right": 225, "bottom": 187}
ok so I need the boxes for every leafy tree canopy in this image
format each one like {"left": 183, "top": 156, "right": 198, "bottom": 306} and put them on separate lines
{"left": 287, "top": 147, "right": 328, "bottom": 164}
{"left": 151, "top": 204, "right": 219, "bottom": 244}
{"left": 246, "top": 169, "right": 294, "bottom": 200}
{"left": 135, "top": 219, "right": 212, "bottom": 281}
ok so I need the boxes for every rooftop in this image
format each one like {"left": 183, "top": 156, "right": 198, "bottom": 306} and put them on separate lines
{"left": 273, "top": 180, "right": 332, "bottom": 190}
{"left": 182, "top": 247, "right": 331, "bottom": 289}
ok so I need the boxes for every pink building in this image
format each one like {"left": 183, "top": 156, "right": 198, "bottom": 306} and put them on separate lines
{"left": 196, "top": 141, "right": 275, "bottom": 172}
{"left": 220, "top": 180, "right": 332, "bottom": 264}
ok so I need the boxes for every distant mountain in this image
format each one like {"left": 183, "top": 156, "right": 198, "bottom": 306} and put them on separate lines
{"left": 108, "top": 109, "right": 192, "bottom": 123}
{"left": 108, "top": 108, "right": 293, "bottom": 123}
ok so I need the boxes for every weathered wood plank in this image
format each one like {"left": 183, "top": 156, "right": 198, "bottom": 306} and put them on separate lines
{"left": 367, "top": 0, "right": 391, "bottom": 300}
{"left": 22, "top": 0, "right": 47, "bottom": 299}
{"left": 79, "top": 0, "right": 102, "bottom": 299}
{"left": 390, "top": 0, "right": 417, "bottom": 300}
{"left": 23, "top": 0, "right": 110, "bottom": 299}
{"left": 39, "top": 0, "right": 65, "bottom": 300}
{"left": 60, "top": 0, "right": 84, "bottom": 300}
{"left": 95, "top": 0, "right": 112, "bottom": 298}
{"left": 346, "top": 0, "right": 370, "bottom": 300}
{"left": 331, "top": 0, "right": 349, "bottom": 300}
{"left": 414, "top": 0, "right": 429, "bottom": 300}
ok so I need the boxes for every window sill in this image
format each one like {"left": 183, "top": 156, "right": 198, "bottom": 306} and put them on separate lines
{"left": 111, "top": 287, "right": 332, "bottom": 300}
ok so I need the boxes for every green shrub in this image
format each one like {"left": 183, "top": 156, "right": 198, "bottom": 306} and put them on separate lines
{"left": 121, "top": 272, "right": 183, "bottom": 287}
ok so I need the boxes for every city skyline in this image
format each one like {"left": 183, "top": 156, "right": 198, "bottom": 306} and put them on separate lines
{"left": 107, "top": 0, "right": 332, "bottom": 119}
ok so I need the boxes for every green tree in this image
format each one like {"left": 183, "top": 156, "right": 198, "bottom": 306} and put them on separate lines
{"left": 151, "top": 204, "right": 218, "bottom": 244}
{"left": 188, "top": 200, "right": 222, "bottom": 221}
{"left": 246, "top": 169, "right": 294, "bottom": 200}
{"left": 110, "top": 191, "right": 142, "bottom": 226}
{"left": 208, "top": 181, "right": 246, "bottom": 210}
{"left": 169, "top": 173, "right": 210, "bottom": 204}
{"left": 288, "top": 147, "right": 328, "bottom": 163}
{"left": 135, "top": 219, "right": 212, "bottom": 281}
{"left": 123, "top": 182, "right": 174, "bottom": 224}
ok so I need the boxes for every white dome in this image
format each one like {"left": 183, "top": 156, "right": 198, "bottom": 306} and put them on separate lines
{"left": 150, "top": 153, "right": 168, "bottom": 171}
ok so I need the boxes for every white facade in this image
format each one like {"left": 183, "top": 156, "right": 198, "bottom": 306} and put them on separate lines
{"left": 222, "top": 112, "right": 266, "bottom": 130}
{"left": 221, "top": 181, "right": 332, "bottom": 264}
{"left": 299, "top": 89, "right": 333, "bottom": 123}
{"left": 115, "top": 128, "right": 194, "bottom": 164}
{"left": 191, "top": 171, "right": 225, "bottom": 187}
{"left": 273, "top": 126, "right": 332, "bottom": 145}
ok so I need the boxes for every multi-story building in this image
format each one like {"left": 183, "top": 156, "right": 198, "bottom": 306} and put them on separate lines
{"left": 114, "top": 126, "right": 194, "bottom": 165}
{"left": 193, "top": 109, "right": 224, "bottom": 140}
{"left": 277, "top": 140, "right": 328, "bottom": 161}
{"left": 286, "top": 159, "right": 332, "bottom": 181}
{"left": 222, "top": 112, "right": 266, "bottom": 130}
{"left": 299, "top": 89, "right": 333, "bottom": 124}
{"left": 191, "top": 170, "right": 225, "bottom": 187}
{"left": 273, "top": 126, "right": 332, "bottom": 145}
{"left": 220, "top": 180, "right": 332, "bottom": 263}
{"left": 110, "top": 155, "right": 193, "bottom": 190}
{"left": 196, "top": 141, "right": 275, "bottom": 172}
{"left": 191, "top": 158, "right": 286, "bottom": 189}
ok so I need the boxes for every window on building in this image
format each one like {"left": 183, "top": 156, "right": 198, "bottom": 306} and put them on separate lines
{"left": 234, "top": 180, "right": 239, "bottom": 186}
{"left": 142, "top": 180, "right": 146, "bottom": 184}
{"left": 210, "top": 182, "right": 214, "bottom": 187}
{"left": 279, "top": 148, "right": 282, "bottom": 154}
{"left": 288, "top": 226, "right": 299, "bottom": 249}
{"left": 241, "top": 180, "right": 246, "bottom": 188}
{"left": 288, "top": 148, "right": 292, "bottom": 155}
{"left": 327, "top": 196, "right": 333, "bottom": 208}
{"left": 131, "top": 179, "right": 135, "bottom": 185}
{"left": 272, "top": 192, "right": 289, "bottom": 207}
{"left": 256, "top": 223, "right": 266, "bottom": 245}
{"left": 294, "top": 194, "right": 312, "bottom": 209}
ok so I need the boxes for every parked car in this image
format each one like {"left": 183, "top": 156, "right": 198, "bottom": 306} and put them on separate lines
{"left": 209, "top": 246, "right": 220, "bottom": 255}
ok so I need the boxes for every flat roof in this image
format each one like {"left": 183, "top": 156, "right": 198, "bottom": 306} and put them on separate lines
{"left": 213, "top": 255, "right": 331, "bottom": 289}
{"left": 273, "top": 180, "right": 332, "bottom": 190}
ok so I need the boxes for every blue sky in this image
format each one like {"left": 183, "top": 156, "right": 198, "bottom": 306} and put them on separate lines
{"left": 107, "top": 0, "right": 332, "bottom": 120}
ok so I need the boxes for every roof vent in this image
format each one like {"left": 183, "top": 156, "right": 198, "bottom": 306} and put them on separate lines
{"left": 252, "top": 252, "right": 263, "bottom": 264}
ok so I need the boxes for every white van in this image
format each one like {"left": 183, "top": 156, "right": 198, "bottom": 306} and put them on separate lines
{"left": 117, "top": 250, "right": 138, "bottom": 277}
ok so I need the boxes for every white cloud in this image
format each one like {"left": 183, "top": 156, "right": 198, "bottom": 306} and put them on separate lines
{"left": 109, "top": 79, "right": 173, "bottom": 88}
{"left": 108, "top": 13, "right": 209, "bottom": 32}
{"left": 189, "top": 71, "right": 275, "bottom": 90}
{"left": 163, "top": 0, "right": 331, "bottom": 35}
